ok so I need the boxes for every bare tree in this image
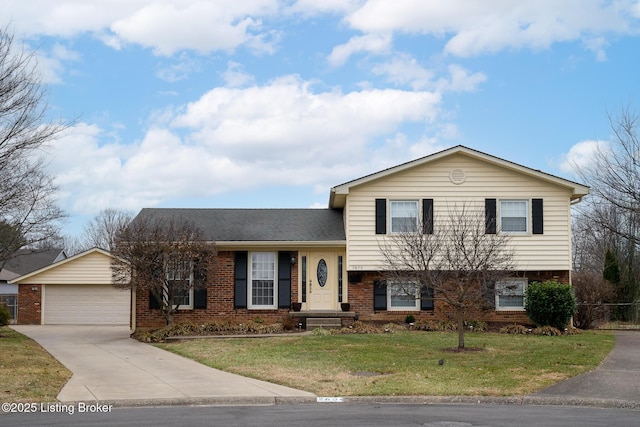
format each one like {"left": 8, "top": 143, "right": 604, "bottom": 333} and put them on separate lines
{"left": 111, "top": 214, "right": 214, "bottom": 326}
{"left": 0, "top": 26, "right": 67, "bottom": 265}
{"left": 574, "top": 106, "right": 640, "bottom": 311}
{"left": 83, "top": 208, "right": 134, "bottom": 251}
{"left": 380, "top": 202, "right": 515, "bottom": 349}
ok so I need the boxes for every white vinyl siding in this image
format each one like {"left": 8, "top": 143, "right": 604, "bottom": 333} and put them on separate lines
{"left": 16, "top": 251, "right": 113, "bottom": 284}
{"left": 344, "top": 153, "right": 574, "bottom": 272}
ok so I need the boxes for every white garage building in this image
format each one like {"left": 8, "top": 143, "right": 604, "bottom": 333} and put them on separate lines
{"left": 12, "top": 248, "right": 130, "bottom": 325}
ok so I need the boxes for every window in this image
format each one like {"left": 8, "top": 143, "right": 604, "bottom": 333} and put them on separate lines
{"left": 495, "top": 279, "right": 527, "bottom": 311}
{"left": 388, "top": 282, "right": 420, "bottom": 310}
{"left": 166, "top": 256, "right": 193, "bottom": 309}
{"left": 390, "top": 200, "right": 419, "bottom": 232}
{"left": 500, "top": 200, "right": 528, "bottom": 233}
{"left": 250, "top": 252, "right": 276, "bottom": 308}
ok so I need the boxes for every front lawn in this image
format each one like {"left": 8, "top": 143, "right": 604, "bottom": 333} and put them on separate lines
{"left": 0, "top": 327, "right": 72, "bottom": 403}
{"left": 157, "top": 330, "right": 613, "bottom": 396}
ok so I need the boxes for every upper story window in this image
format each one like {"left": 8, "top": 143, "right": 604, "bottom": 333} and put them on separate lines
{"left": 390, "top": 200, "right": 419, "bottom": 233}
{"left": 500, "top": 200, "right": 528, "bottom": 233}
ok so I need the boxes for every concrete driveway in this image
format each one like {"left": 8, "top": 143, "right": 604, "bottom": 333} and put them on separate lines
{"left": 532, "top": 330, "right": 640, "bottom": 405}
{"left": 12, "top": 325, "right": 315, "bottom": 405}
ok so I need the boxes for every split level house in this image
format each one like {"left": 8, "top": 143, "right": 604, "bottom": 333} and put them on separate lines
{"left": 132, "top": 145, "right": 589, "bottom": 330}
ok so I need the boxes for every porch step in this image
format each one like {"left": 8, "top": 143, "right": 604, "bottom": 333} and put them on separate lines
{"left": 306, "top": 317, "right": 342, "bottom": 330}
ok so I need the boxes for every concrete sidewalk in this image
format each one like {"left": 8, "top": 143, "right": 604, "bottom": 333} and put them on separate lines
{"left": 12, "top": 325, "right": 316, "bottom": 406}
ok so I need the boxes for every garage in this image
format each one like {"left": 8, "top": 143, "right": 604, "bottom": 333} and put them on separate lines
{"left": 11, "top": 248, "right": 130, "bottom": 325}
{"left": 43, "top": 284, "right": 129, "bottom": 325}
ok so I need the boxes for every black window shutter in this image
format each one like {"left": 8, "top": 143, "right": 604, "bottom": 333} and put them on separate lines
{"left": 193, "top": 257, "right": 207, "bottom": 309}
{"left": 485, "top": 198, "right": 497, "bottom": 234}
{"left": 234, "top": 252, "right": 248, "bottom": 309}
{"left": 532, "top": 198, "right": 544, "bottom": 234}
{"left": 422, "top": 199, "right": 434, "bottom": 234}
{"left": 277, "top": 252, "right": 292, "bottom": 309}
{"left": 375, "top": 199, "right": 387, "bottom": 234}
{"left": 194, "top": 288, "right": 207, "bottom": 309}
{"left": 149, "top": 290, "right": 160, "bottom": 310}
{"left": 373, "top": 280, "right": 387, "bottom": 310}
{"left": 421, "top": 286, "right": 434, "bottom": 310}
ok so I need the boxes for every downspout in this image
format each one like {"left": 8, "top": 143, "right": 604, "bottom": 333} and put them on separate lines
{"left": 130, "top": 288, "right": 136, "bottom": 334}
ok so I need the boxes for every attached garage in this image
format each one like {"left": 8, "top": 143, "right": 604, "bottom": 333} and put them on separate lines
{"left": 11, "top": 248, "right": 130, "bottom": 325}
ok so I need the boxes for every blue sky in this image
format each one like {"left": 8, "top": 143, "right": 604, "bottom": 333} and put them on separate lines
{"left": 5, "top": 1, "right": 640, "bottom": 237}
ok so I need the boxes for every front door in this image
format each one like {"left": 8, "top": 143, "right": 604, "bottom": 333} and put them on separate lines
{"left": 308, "top": 252, "right": 336, "bottom": 311}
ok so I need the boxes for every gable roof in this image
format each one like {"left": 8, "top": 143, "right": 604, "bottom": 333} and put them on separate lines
{"left": 329, "top": 145, "right": 590, "bottom": 208}
{"left": 0, "top": 248, "right": 67, "bottom": 282}
{"left": 10, "top": 247, "right": 111, "bottom": 284}
{"left": 133, "top": 208, "right": 346, "bottom": 244}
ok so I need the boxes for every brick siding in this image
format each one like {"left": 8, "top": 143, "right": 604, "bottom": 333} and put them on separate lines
{"left": 17, "top": 284, "right": 41, "bottom": 325}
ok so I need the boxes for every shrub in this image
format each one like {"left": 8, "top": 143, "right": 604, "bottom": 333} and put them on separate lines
{"left": 531, "top": 326, "right": 563, "bottom": 336}
{"left": 572, "top": 271, "right": 615, "bottom": 329}
{"left": 405, "top": 315, "right": 416, "bottom": 324}
{"left": 465, "top": 320, "right": 487, "bottom": 332}
{"left": 0, "top": 304, "right": 11, "bottom": 326}
{"left": 499, "top": 324, "right": 530, "bottom": 334}
{"left": 525, "top": 281, "right": 576, "bottom": 330}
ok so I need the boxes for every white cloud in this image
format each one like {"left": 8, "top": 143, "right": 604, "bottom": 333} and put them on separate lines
{"left": 328, "top": 33, "right": 392, "bottom": 67}
{"left": 371, "top": 54, "right": 434, "bottom": 90}
{"left": 47, "top": 77, "right": 444, "bottom": 215}
{"left": 344, "top": 0, "right": 637, "bottom": 58}
{"left": 7, "top": 0, "right": 280, "bottom": 56}
{"left": 557, "top": 140, "right": 609, "bottom": 174}
{"left": 222, "top": 61, "right": 255, "bottom": 88}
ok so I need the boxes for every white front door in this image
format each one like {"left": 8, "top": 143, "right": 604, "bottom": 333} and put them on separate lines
{"left": 308, "top": 252, "right": 336, "bottom": 311}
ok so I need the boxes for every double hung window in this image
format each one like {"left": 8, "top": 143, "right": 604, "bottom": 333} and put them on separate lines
{"left": 250, "top": 252, "right": 276, "bottom": 308}
{"left": 390, "top": 201, "right": 419, "bottom": 233}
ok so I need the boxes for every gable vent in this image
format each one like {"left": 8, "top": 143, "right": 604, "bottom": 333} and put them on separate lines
{"left": 450, "top": 169, "right": 466, "bottom": 184}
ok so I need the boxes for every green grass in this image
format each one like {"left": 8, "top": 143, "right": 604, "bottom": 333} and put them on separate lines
{"left": 157, "top": 330, "right": 614, "bottom": 396}
{"left": 0, "top": 327, "right": 72, "bottom": 403}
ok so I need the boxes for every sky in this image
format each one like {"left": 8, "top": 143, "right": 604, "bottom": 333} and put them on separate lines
{"left": 4, "top": 0, "right": 640, "bottom": 238}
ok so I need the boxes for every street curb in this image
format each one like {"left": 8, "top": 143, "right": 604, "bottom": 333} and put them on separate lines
{"left": 56, "top": 395, "right": 640, "bottom": 410}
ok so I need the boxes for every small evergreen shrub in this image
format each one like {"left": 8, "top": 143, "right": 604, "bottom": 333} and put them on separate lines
{"left": 525, "top": 281, "right": 576, "bottom": 330}
{"left": 405, "top": 315, "right": 416, "bottom": 324}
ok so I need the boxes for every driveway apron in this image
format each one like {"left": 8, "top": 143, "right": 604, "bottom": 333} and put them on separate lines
{"left": 532, "top": 330, "right": 640, "bottom": 403}
{"left": 12, "top": 325, "right": 315, "bottom": 404}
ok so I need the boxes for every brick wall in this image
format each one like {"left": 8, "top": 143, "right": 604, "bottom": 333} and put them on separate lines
{"left": 17, "top": 284, "right": 41, "bottom": 325}
{"left": 347, "top": 270, "right": 570, "bottom": 325}
{"left": 135, "top": 251, "right": 299, "bottom": 330}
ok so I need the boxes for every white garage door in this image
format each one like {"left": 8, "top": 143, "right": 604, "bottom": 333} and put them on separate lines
{"left": 43, "top": 285, "right": 130, "bottom": 325}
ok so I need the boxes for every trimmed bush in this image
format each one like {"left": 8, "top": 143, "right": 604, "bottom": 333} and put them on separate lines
{"left": 525, "top": 281, "right": 576, "bottom": 330}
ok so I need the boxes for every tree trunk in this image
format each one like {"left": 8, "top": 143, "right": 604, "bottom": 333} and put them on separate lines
{"left": 163, "top": 308, "right": 174, "bottom": 327}
{"left": 457, "top": 306, "right": 465, "bottom": 349}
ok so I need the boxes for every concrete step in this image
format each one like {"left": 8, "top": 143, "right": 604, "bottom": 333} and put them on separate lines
{"left": 306, "top": 317, "right": 342, "bottom": 330}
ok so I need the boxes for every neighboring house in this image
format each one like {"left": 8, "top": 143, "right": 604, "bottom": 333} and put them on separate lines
{"left": 131, "top": 145, "right": 589, "bottom": 330}
{"left": 11, "top": 248, "right": 130, "bottom": 325}
{"left": 0, "top": 248, "right": 66, "bottom": 324}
